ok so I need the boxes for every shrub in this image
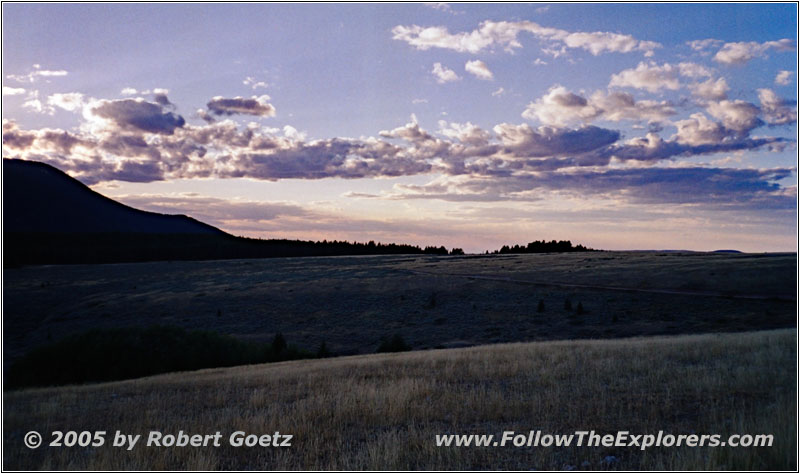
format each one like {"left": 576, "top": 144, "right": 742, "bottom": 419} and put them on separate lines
{"left": 316, "top": 341, "right": 331, "bottom": 358}
{"left": 377, "top": 334, "right": 411, "bottom": 353}
{"left": 272, "top": 332, "right": 287, "bottom": 356}
{"left": 6, "top": 326, "right": 314, "bottom": 389}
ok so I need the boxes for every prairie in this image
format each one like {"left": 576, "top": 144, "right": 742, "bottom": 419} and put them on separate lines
{"left": 3, "top": 329, "right": 795, "bottom": 470}
{"left": 3, "top": 251, "right": 796, "bottom": 363}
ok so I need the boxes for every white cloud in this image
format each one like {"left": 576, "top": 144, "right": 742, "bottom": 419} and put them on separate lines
{"left": 775, "top": 70, "right": 793, "bottom": 86}
{"left": 121, "top": 87, "right": 138, "bottom": 95}
{"left": 21, "top": 90, "right": 55, "bottom": 115}
{"left": 393, "top": 20, "right": 660, "bottom": 57}
{"left": 2, "top": 86, "right": 25, "bottom": 96}
{"left": 674, "top": 113, "right": 729, "bottom": 145}
{"left": 689, "top": 77, "right": 729, "bottom": 101}
{"left": 522, "top": 85, "right": 601, "bottom": 126}
{"left": 713, "top": 39, "right": 795, "bottom": 65}
{"left": 532, "top": 58, "right": 548, "bottom": 66}
{"left": 589, "top": 91, "right": 676, "bottom": 123}
{"left": 7, "top": 64, "right": 68, "bottom": 83}
{"left": 282, "top": 124, "right": 307, "bottom": 141}
{"left": 686, "top": 38, "right": 723, "bottom": 54}
{"left": 47, "top": 92, "right": 85, "bottom": 112}
{"left": 706, "top": 99, "right": 762, "bottom": 134}
{"left": 562, "top": 31, "right": 660, "bottom": 57}
{"left": 412, "top": 98, "right": 429, "bottom": 104}
{"left": 425, "top": 3, "right": 461, "bottom": 14}
{"left": 437, "top": 120, "right": 491, "bottom": 146}
{"left": 758, "top": 88, "right": 797, "bottom": 125}
{"left": 243, "top": 76, "right": 268, "bottom": 90}
{"left": 677, "top": 62, "right": 714, "bottom": 78}
{"left": 464, "top": 59, "right": 493, "bottom": 80}
{"left": 609, "top": 62, "right": 681, "bottom": 93}
{"left": 431, "top": 62, "right": 460, "bottom": 84}
{"left": 523, "top": 86, "right": 676, "bottom": 127}
{"left": 491, "top": 87, "right": 505, "bottom": 97}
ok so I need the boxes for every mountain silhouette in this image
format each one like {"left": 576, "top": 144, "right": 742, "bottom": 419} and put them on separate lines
{"left": 3, "top": 159, "right": 438, "bottom": 265}
{"left": 4, "top": 158, "right": 225, "bottom": 235}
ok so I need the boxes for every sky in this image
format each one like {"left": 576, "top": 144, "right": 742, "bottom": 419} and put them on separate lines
{"left": 2, "top": 3, "right": 797, "bottom": 252}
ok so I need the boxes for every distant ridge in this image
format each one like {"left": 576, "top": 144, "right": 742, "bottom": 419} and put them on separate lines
{"left": 3, "top": 158, "right": 225, "bottom": 235}
{"left": 2, "top": 159, "right": 448, "bottom": 265}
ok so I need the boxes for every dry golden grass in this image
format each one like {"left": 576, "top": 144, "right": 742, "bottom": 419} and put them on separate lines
{"left": 4, "top": 329, "right": 796, "bottom": 470}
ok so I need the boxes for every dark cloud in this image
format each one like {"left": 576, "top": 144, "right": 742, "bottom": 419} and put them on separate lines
{"left": 153, "top": 92, "right": 175, "bottom": 109}
{"left": 92, "top": 99, "right": 185, "bottom": 135}
{"left": 207, "top": 96, "right": 276, "bottom": 117}
{"left": 495, "top": 123, "right": 621, "bottom": 158}
{"left": 388, "top": 166, "right": 795, "bottom": 210}
{"left": 603, "top": 132, "right": 788, "bottom": 163}
{"left": 2, "top": 121, "right": 36, "bottom": 149}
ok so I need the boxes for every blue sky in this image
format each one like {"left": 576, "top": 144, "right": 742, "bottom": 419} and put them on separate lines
{"left": 2, "top": 3, "right": 797, "bottom": 252}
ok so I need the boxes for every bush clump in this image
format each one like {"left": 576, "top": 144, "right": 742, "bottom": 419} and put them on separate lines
{"left": 6, "top": 326, "right": 314, "bottom": 389}
{"left": 376, "top": 334, "right": 411, "bottom": 353}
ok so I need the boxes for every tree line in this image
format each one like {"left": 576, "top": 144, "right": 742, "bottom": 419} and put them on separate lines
{"left": 491, "top": 240, "right": 592, "bottom": 254}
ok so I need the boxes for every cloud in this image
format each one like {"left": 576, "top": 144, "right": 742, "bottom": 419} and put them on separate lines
{"left": 705, "top": 99, "right": 762, "bottom": 134}
{"left": 713, "top": 39, "right": 795, "bottom": 65}
{"left": 561, "top": 31, "right": 659, "bottom": 57}
{"left": 392, "top": 20, "right": 660, "bottom": 56}
{"left": 47, "top": 92, "right": 85, "bottom": 112}
{"left": 438, "top": 121, "right": 491, "bottom": 146}
{"left": 121, "top": 87, "right": 138, "bottom": 95}
{"left": 431, "top": 62, "right": 460, "bottom": 83}
{"left": 677, "top": 62, "right": 714, "bottom": 78}
{"left": 22, "top": 91, "right": 54, "bottom": 115}
{"left": 494, "top": 123, "right": 620, "bottom": 158}
{"left": 424, "top": 3, "right": 461, "bottom": 15}
{"left": 90, "top": 98, "right": 186, "bottom": 135}
{"left": 207, "top": 95, "right": 276, "bottom": 117}
{"left": 522, "top": 85, "right": 601, "bottom": 126}
{"left": 758, "top": 88, "right": 797, "bottom": 126}
{"left": 674, "top": 113, "right": 731, "bottom": 146}
{"left": 243, "top": 76, "right": 269, "bottom": 90}
{"left": 775, "top": 70, "right": 794, "bottom": 86}
{"left": 386, "top": 165, "right": 795, "bottom": 211}
{"left": 153, "top": 89, "right": 173, "bottom": 108}
{"left": 6, "top": 64, "right": 68, "bottom": 83}
{"left": 686, "top": 38, "right": 723, "bottom": 54}
{"left": 589, "top": 91, "right": 676, "bottom": 123}
{"left": 1, "top": 121, "right": 36, "bottom": 149}
{"left": 609, "top": 61, "right": 681, "bottom": 93}
{"left": 2, "top": 85, "right": 791, "bottom": 213}
{"left": 689, "top": 77, "right": 729, "bottom": 100}
{"left": 532, "top": 58, "right": 548, "bottom": 66}
{"left": 2, "top": 86, "right": 26, "bottom": 96}
{"left": 491, "top": 87, "right": 505, "bottom": 97}
{"left": 522, "top": 86, "right": 675, "bottom": 126}
{"left": 464, "top": 59, "right": 493, "bottom": 80}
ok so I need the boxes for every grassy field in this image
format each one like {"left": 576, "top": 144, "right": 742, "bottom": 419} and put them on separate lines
{"left": 3, "top": 252, "right": 796, "bottom": 363}
{"left": 3, "top": 329, "right": 795, "bottom": 470}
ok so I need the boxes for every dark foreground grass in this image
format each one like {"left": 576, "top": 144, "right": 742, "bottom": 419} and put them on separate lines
{"left": 3, "top": 329, "right": 795, "bottom": 470}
